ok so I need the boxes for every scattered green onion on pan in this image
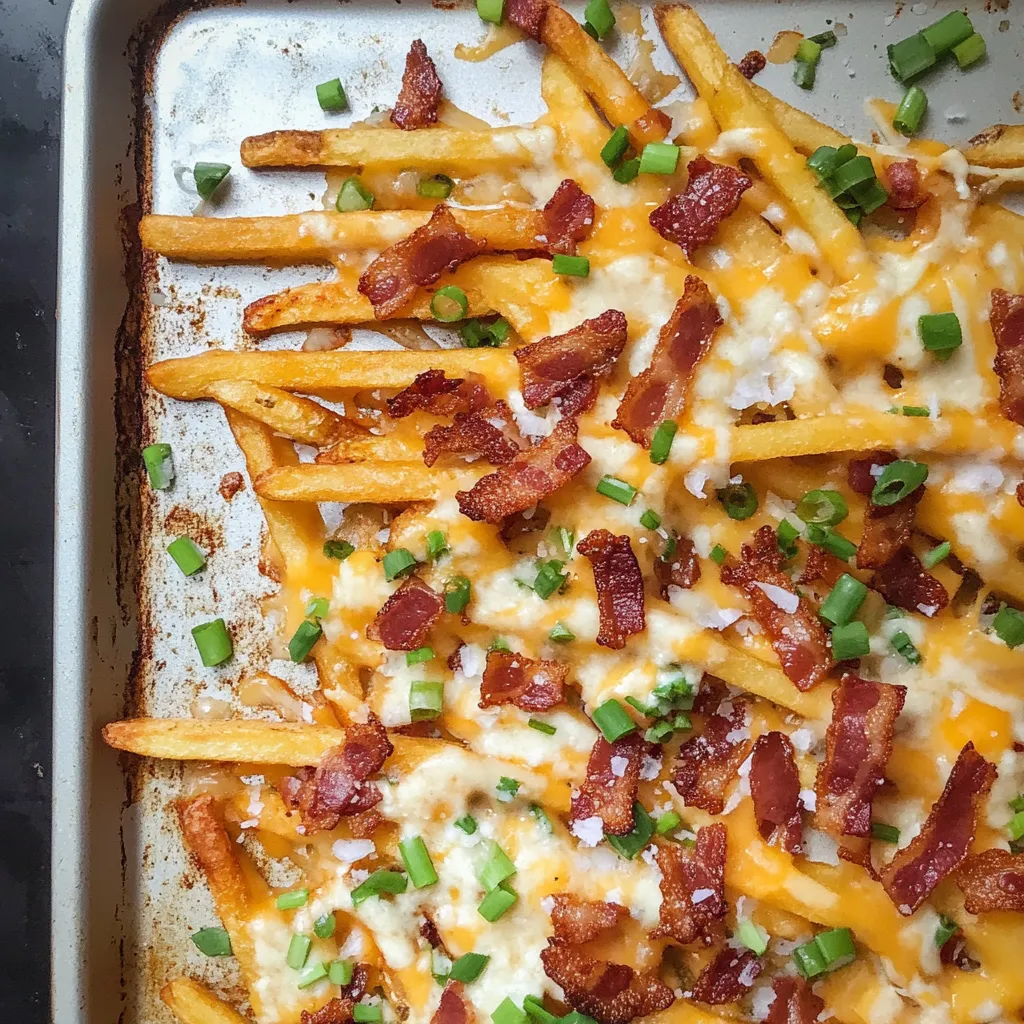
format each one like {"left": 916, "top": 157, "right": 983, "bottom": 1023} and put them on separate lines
{"left": 167, "top": 536, "right": 206, "bottom": 576}
{"left": 142, "top": 442, "right": 175, "bottom": 490}
{"left": 871, "top": 822, "right": 900, "bottom": 844}
{"left": 350, "top": 869, "right": 408, "bottom": 906}
{"left": 276, "top": 888, "right": 310, "bottom": 911}
{"left": 918, "top": 312, "right": 962, "bottom": 360}
{"left": 819, "top": 573, "right": 868, "bottom": 627}
{"left": 606, "top": 803, "right": 655, "bottom": 860}
{"left": 191, "top": 927, "right": 232, "bottom": 957}
{"left": 328, "top": 959, "right": 353, "bottom": 985}
{"left": 477, "top": 0, "right": 504, "bottom": 24}
{"left": 922, "top": 541, "right": 951, "bottom": 569}
{"left": 893, "top": 86, "right": 928, "bottom": 136}
{"left": 796, "top": 488, "right": 848, "bottom": 526}
{"left": 314, "top": 913, "right": 336, "bottom": 939}
{"left": 891, "top": 630, "right": 921, "bottom": 664}
{"left": 584, "top": 0, "right": 615, "bottom": 39}
{"left": 192, "top": 619, "right": 233, "bottom": 667}
{"left": 316, "top": 78, "right": 348, "bottom": 112}
{"left": 952, "top": 32, "right": 986, "bottom": 69}
{"left": 450, "top": 951, "right": 490, "bottom": 983}
{"left": 528, "top": 718, "right": 557, "bottom": 735}
{"left": 831, "top": 621, "right": 870, "bottom": 661}
{"left": 735, "top": 919, "right": 769, "bottom": 955}
{"left": 596, "top": 475, "right": 637, "bottom": 506}
{"left": 549, "top": 622, "right": 575, "bottom": 643}
{"left": 871, "top": 459, "right": 928, "bottom": 506}
{"left": 793, "top": 927, "right": 857, "bottom": 978}
{"left": 286, "top": 934, "right": 312, "bottom": 971}
{"left": 613, "top": 158, "right": 641, "bottom": 184}
{"left": 492, "top": 996, "right": 528, "bottom": 1024}
{"left": 993, "top": 604, "right": 1024, "bottom": 648}
{"left": 194, "top": 162, "right": 231, "bottom": 201}
{"left": 601, "top": 126, "right": 630, "bottom": 168}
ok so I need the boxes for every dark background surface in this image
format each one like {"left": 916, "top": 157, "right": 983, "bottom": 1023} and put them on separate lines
{"left": 1, "top": 0, "right": 68, "bottom": 1019}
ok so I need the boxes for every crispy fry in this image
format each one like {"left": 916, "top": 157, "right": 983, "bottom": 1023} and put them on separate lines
{"left": 255, "top": 462, "right": 476, "bottom": 503}
{"left": 240, "top": 125, "right": 553, "bottom": 171}
{"left": 161, "top": 978, "right": 251, "bottom": 1024}
{"left": 964, "top": 124, "right": 1024, "bottom": 169}
{"left": 747, "top": 80, "right": 848, "bottom": 154}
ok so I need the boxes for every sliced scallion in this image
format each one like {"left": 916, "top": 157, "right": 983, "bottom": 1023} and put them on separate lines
{"left": 918, "top": 312, "right": 962, "bottom": 360}
{"left": 830, "top": 621, "right": 870, "bottom": 661}
{"left": 194, "top": 162, "right": 231, "bottom": 201}
{"left": 430, "top": 285, "right": 469, "bottom": 323}
{"left": 350, "top": 870, "right": 408, "bottom": 906}
{"left": 142, "top": 443, "right": 175, "bottom": 489}
{"left": 871, "top": 460, "right": 928, "bottom": 506}
{"left": 716, "top": 481, "right": 758, "bottom": 520}
{"left": 819, "top": 573, "right": 868, "bottom": 627}
{"left": 289, "top": 619, "right": 323, "bottom": 663}
{"left": 399, "top": 836, "right": 439, "bottom": 888}
{"left": 601, "top": 126, "right": 630, "bottom": 168}
{"left": 596, "top": 475, "right": 637, "bottom": 506}
{"left": 316, "top": 78, "right": 348, "bottom": 112}
{"left": 893, "top": 85, "right": 928, "bottom": 136}
{"left": 409, "top": 680, "right": 444, "bottom": 722}
{"left": 191, "top": 927, "right": 232, "bottom": 957}
{"left": 552, "top": 254, "right": 590, "bottom": 277}
{"left": 336, "top": 177, "right": 374, "bottom": 212}
{"left": 649, "top": 420, "right": 677, "bottom": 465}
{"left": 191, "top": 619, "right": 233, "bottom": 667}
{"left": 167, "top": 536, "right": 206, "bottom": 576}
{"left": 324, "top": 539, "right": 355, "bottom": 560}
{"left": 592, "top": 699, "right": 636, "bottom": 742}
{"left": 638, "top": 142, "right": 680, "bottom": 175}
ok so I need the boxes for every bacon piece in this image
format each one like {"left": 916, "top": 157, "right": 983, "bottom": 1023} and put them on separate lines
{"left": 765, "top": 977, "right": 825, "bottom": 1024}
{"left": 957, "top": 848, "right": 1024, "bottom": 913}
{"left": 991, "top": 289, "right": 1024, "bottom": 425}
{"left": 649, "top": 157, "right": 753, "bottom": 258}
{"left": 673, "top": 699, "right": 751, "bottom": 814}
{"left": 884, "top": 158, "right": 928, "bottom": 210}
{"left": 479, "top": 650, "right": 567, "bottom": 711}
{"left": 292, "top": 716, "right": 393, "bottom": 832}
{"left": 388, "top": 369, "right": 490, "bottom": 419}
{"left": 505, "top": 0, "right": 548, "bottom": 39}
{"left": 720, "top": 526, "right": 832, "bottom": 691}
{"left": 795, "top": 544, "right": 846, "bottom": 587}
{"left": 391, "top": 40, "right": 442, "bottom": 130}
{"left": 750, "top": 731, "right": 803, "bottom": 854}
{"left": 571, "top": 732, "right": 647, "bottom": 836}
{"left": 347, "top": 808, "right": 383, "bottom": 838}
{"left": 613, "top": 276, "right": 723, "bottom": 448}
{"left": 301, "top": 966, "right": 368, "bottom": 1024}
{"left": 651, "top": 824, "right": 727, "bottom": 945}
{"left": 515, "top": 310, "right": 627, "bottom": 414}
{"left": 737, "top": 50, "right": 767, "bottom": 79}
{"left": 423, "top": 413, "right": 521, "bottom": 468}
{"left": 456, "top": 416, "right": 590, "bottom": 523}
{"left": 653, "top": 535, "right": 701, "bottom": 597}
{"left": 432, "top": 983, "right": 474, "bottom": 1024}
{"left": 872, "top": 547, "right": 949, "bottom": 616}
{"left": 550, "top": 893, "right": 628, "bottom": 943}
{"left": 499, "top": 506, "right": 551, "bottom": 542}
{"left": 690, "top": 949, "right": 762, "bottom": 1005}
{"left": 540, "top": 944, "right": 674, "bottom": 1024}
{"left": 880, "top": 742, "right": 997, "bottom": 915}
{"left": 815, "top": 676, "right": 906, "bottom": 842}
{"left": 577, "top": 530, "right": 646, "bottom": 649}
{"left": 542, "top": 179, "right": 596, "bottom": 257}
{"left": 358, "top": 205, "right": 487, "bottom": 318}
{"left": 857, "top": 492, "right": 924, "bottom": 570}
{"left": 366, "top": 574, "right": 444, "bottom": 651}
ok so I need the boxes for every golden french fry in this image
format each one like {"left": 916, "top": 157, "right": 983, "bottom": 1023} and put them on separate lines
{"left": 147, "top": 348, "right": 519, "bottom": 400}
{"left": 747, "top": 80, "right": 849, "bottom": 154}
{"left": 160, "top": 978, "right": 251, "bottom": 1024}
{"left": 240, "top": 125, "right": 554, "bottom": 171}
{"left": 655, "top": 4, "right": 868, "bottom": 281}
{"left": 964, "top": 124, "right": 1024, "bottom": 168}
{"left": 255, "top": 462, "right": 475, "bottom": 503}
{"left": 104, "top": 719, "right": 345, "bottom": 764}
{"left": 317, "top": 432, "right": 422, "bottom": 464}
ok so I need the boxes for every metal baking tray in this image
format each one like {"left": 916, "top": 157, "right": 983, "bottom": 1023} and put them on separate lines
{"left": 53, "top": 0, "right": 1022, "bottom": 1020}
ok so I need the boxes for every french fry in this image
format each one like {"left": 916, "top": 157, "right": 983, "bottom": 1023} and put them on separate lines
{"left": 317, "top": 432, "right": 422, "bottom": 464}
{"left": 964, "top": 124, "right": 1024, "bottom": 169}
{"left": 240, "top": 125, "right": 554, "bottom": 171}
{"left": 255, "top": 462, "right": 476, "bottom": 503}
{"left": 104, "top": 719, "right": 345, "bottom": 763}
{"left": 655, "top": 4, "right": 868, "bottom": 281}
{"left": 160, "top": 978, "right": 251, "bottom": 1024}
{"left": 147, "top": 348, "right": 519, "bottom": 400}
{"left": 747, "top": 80, "right": 849, "bottom": 154}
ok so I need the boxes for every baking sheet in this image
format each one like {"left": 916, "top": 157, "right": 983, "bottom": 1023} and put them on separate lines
{"left": 55, "top": 0, "right": 1023, "bottom": 1020}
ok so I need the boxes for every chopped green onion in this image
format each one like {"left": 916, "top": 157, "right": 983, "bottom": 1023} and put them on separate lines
{"left": 809, "top": 30, "right": 837, "bottom": 47}
{"left": 167, "top": 536, "right": 206, "bottom": 576}
{"left": 305, "top": 596, "right": 329, "bottom": 620}
{"left": 805, "top": 524, "right": 857, "bottom": 561}
{"left": 328, "top": 959, "right": 353, "bottom": 986}
{"left": 444, "top": 575, "right": 471, "bottom": 614}
{"left": 549, "top": 621, "right": 576, "bottom": 644}
{"left": 584, "top": 0, "right": 615, "bottom": 39}
{"left": 606, "top": 803, "right": 655, "bottom": 860}
{"left": 649, "top": 420, "right": 678, "bottom": 465}
{"left": 596, "top": 475, "right": 637, "bottom": 506}
{"left": 142, "top": 443, "right": 175, "bottom": 489}
{"left": 952, "top": 32, "right": 986, "bottom": 69}
{"left": 528, "top": 718, "right": 557, "bottom": 735}
{"left": 316, "top": 78, "right": 348, "bottom": 111}
{"left": 479, "top": 884, "right": 518, "bottom": 921}
{"left": 593, "top": 699, "right": 637, "bottom": 742}
{"left": 792, "top": 57, "right": 817, "bottom": 90}
{"left": 934, "top": 914, "right": 959, "bottom": 948}
{"left": 354, "top": 1004, "right": 383, "bottom": 1023}
{"left": 533, "top": 559, "right": 567, "bottom": 600}
{"left": 613, "top": 158, "right": 641, "bottom": 184}
{"left": 806, "top": 144, "right": 855, "bottom": 181}
{"left": 831, "top": 621, "right": 870, "bottom": 661}
{"left": 324, "top": 539, "right": 355, "bottom": 561}
{"left": 192, "top": 619, "right": 233, "bottom": 667}
{"left": 655, "top": 811, "right": 682, "bottom": 835}
{"left": 819, "top": 573, "right": 868, "bottom": 627}
{"left": 431, "top": 285, "right": 469, "bottom": 323}
{"left": 478, "top": 841, "right": 517, "bottom": 891}
{"left": 461, "top": 319, "right": 503, "bottom": 348}
{"left": 639, "top": 142, "right": 680, "bottom": 175}
{"left": 716, "top": 481, "right": 758, "bottom": 520}
{"left": 194, "top": 162, "right": 231, "bottom": 200}
{"left": 601, "top": 126, "right": 630, "bottom": 168}
{"left": 399, "top": 836, "right": 439, "bottom": 888}
{"left": 777, "top": 520, "right": 800, "bottom": 559}
{"left": 891, "top": 630, "right": 921, "bottom": 664}
{"left": 477, "top": 0, "right": 504, "bottom": 23}
{"left": 1010, "top": 794, "right": 1024, "bottom": 813}
{"left": 191, "top": 927, "right": 232, "bottom": 957}
{"left": 893, "top": 86, "right": 928, "bottom": 136}
{"left": 555, "top": 525, "right": 575, "bottom": 556}
{"left": 888, "top": 33, "right": 936, "bottom": 83}
{"left": 496, "top": 776, "right": 521, "bottom": 801}
{"left": 797, "top": 488, "right": 848, "bottom": 526}
{"left": 871, "top": 460, "right": 929, "bottom": 506}
{"left": 710, "top": 544, "right": 728, "bottom": 565}
{"left": 351, "top": 870, "right": 408, "bottom": 906}
{"left": 383, "top": 548, "right": 417, "bottom": 581}
{"left": 455, "top": 814, "right": 478, "bottom": 835}
{"left": 921, "top": 10, "right": 973, "bottom": 54}
{"left": 895, "top": 405, "right": 931, "bottom": 417}
{"left": 644, "top": 720, "right": 674, "bottom": 744}
{"left": 314, "top": 913, "right": 336, "bottom": 939}
{"left": 736, "top": 919, "right": 769, "bottom": 955}
{"left": 639, "top": 509, "right": 662, "bottom": 530}
{"left": 830, "top": 155, "right": 876, "bottom": 195}
{"left": 426, "top": 530, "right": 449, "bottom": 561}
{"left": 871, "top": 822, "right": 900, "bottom": 844}
{"left": 552, "top": 254, "right": 590, "bottom": 277}
{"left": 336, "top": 176, "right": 374, "bottom": 211}
{"left": 488, "top": 318, "right": 511, "bottom": 344}
{"left": 276, "top": 888, "right": 310, "bottom": 911}
{"left": 1010, "top": 811, "right": 1024, "bottom": 841}
{"left": 850, "top": 178, "right": 889, "bottom": 215}
{"left": 289, "top": 619, "right": 323, "bottom": 663}
{"left": 287, "top": 934, "right": 312, "bottom": 970}
{"left": 492, "top": 996, "right": 528, "bottom": 1024}
{"left": 406, "top": 646, "right": 434, "bottom": 666}
{"left": 530, "top": 803, "right": 554, "bottom": 835}
{"left": 796, "top": 38, "right": 822, "bottom": 65}
{"left": 523, "top": 996, "right": 560, "bottom": 1024}
{"left": 417, "top": 174, "right": 454, "bottom": 200}
{"left": 793, "top": 927, "right": 857, "bottom": 978}
{"left": 297, "top": 961, "right": 329, "bottom": 989}
{"left": 918, "top": 312, "right": 962, "bottom": 360}
{"left": 450, "top": 952, "right": 490, "bottom": 983}
{"left": 922, "top": 541, "right": 951, "bottom": 569}
{"left": 994, "top": 604, "right": 1024, "bottom": 648}
{"left": 489, "top": 637, "right": 511, "bottom": 652}
{"left": 409, "top": 680, "right": 444, "bottom": 722}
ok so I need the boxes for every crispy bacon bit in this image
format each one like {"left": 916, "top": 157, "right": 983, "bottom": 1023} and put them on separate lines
{"left": 885, "top": 159, "right": 928, "bottom": 210}
{"left": 479, "top": 650, "right": 567, "bottom": 711}
{"left": 457, "top": 416, "right": 590, "bottom": 523}
{"left": 550, "top": 893, "right": 628, "bottom": 943}
{"left": 673, "top": 699, "right": 751, "bottom": 814}
{"left": 612, "top": 276, "right": 723, "bottom": 448}
{"left": 499, "top": 506, "right": 551, "bottom": 542}
{"left": 872, "top": 547, "right": 949, "bottom": 616}
{"left": 219, "top": 471, "right": 244, "bottom": 501}
{"left": 690, "top": 949, "right": 762, "bottom": 1005}
{"left": 991, "top": 289, "right": 1024, "bottom": 425}
{"left": 423, "top": 413, "right": 521, "bottom": 468}
{"left": 957, "top": 848, "right": 1024, "bottom": 913}
{"left": 571, "top": 732, "right": 647, "bottom": 836}
{"left": 577, "top": 530, "right": 646, "bottom": 649}
{"left": 505, "top": 0, "right": 549, "bottom": 39}
{"left": 765, "top": 977, "right": 825, "bottom": 1024}
{"left": 540, "top": 943, "right": 674, "bottom": 1024}
{"left": 388, "top": 369, "right": 490, "bottom": 419}
{"left": 515, "top": 310, "right": 627, "bottom": 415}
{"left": 858, "top": 491, "right": 924, "bottom": 570}
{"left": 720, "top": 526, "right": 832, "bottom": 691}
{"left": 542, "top": 179, "right": 596, "bottom": 256}
{"left": 367, "top": 574, "right": 444, "bottom": 651}
{"left": 750, "top": 732, "right": 803, "bottom": 854}
{"left": 432, "top": 983, "right": 474, "bottom": 1024}
{"left": 391, "top": 40, "right": 442, "bottom": 130}
{"left": 737, "top": 50, "right": 767, "bottom": 78}
{"left": 301, "top": 966, "right": 368, "bottom": 1024}
{"left": 292, "top": 716, "right": 393, "bottom": 833}
{"left": 880, "top": 742, "right": 997, "bottom": 915}
{"left": 347, "top": 808, "right": 383, "bottom": 838}
{"left": 652, "top": 824, "right": 727, "bottom": 945}
{"left": 796, "top": 544, "right": 846, "bottom": 587}
{"left": 815, "top": 676, "right": 906, "bottom": 842}
{"left": 649, "top": 157, "right": 753, "bottom": 258}
{"left": 939, "top": 932, "right": 979, "bottom": 971}
{"left": 653, "top": 535, "right": 701, "bottom": 597}
{"left": 358, "top": 205, "right": 487, "bottom": 318}
{"left": 420, "top": 915, "right": 446, "bottom": 950}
